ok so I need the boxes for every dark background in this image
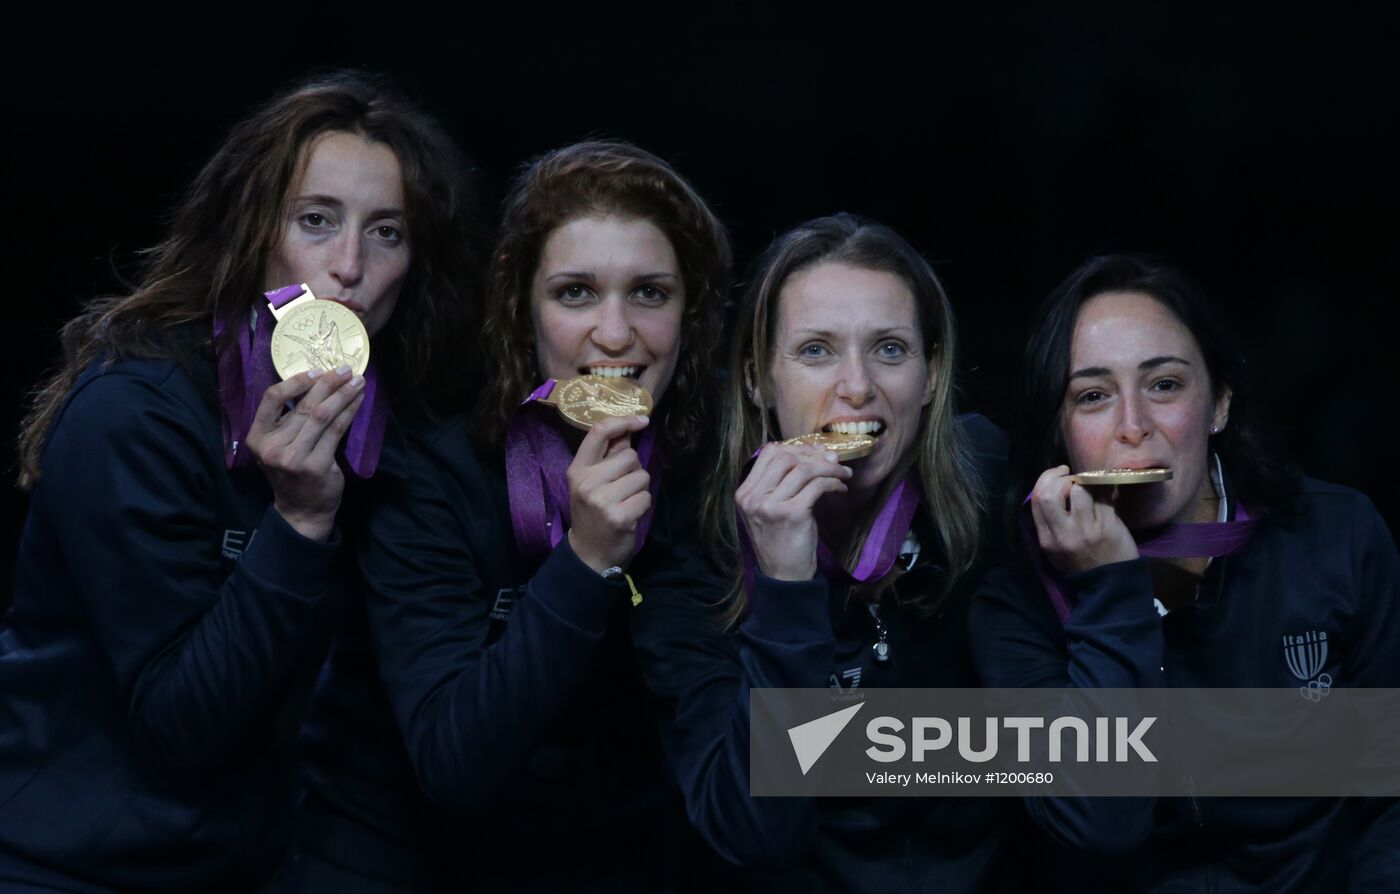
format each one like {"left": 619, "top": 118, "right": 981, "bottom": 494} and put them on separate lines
{"left": 5, "top": 5, "right": 1397, "bottom": 605}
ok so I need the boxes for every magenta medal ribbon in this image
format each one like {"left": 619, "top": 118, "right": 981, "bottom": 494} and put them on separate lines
{"left": 1021, "top": 494, "right": 1260, "bottom": 624}
{"left": 505, "top": 379, "right": 662, "bottom": 561}
{"left": 214, "top": 283, "right": 389, "bottom": 478}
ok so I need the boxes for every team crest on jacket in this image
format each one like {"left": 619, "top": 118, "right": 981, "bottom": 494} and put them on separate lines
{"left": 1284, "top": 630, "right": 1332, "bottom": 701}
{"left": 1283, "top": 630, "right": 1328, "bottom": 680}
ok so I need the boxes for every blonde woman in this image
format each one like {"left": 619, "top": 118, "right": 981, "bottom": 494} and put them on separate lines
{"left": 632, "top": 213, "right": 1021, "bottom": 891}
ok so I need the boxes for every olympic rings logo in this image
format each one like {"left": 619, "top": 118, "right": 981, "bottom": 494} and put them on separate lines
{"left": 1299, "top": 673, "right": 1333, "bottom": 702}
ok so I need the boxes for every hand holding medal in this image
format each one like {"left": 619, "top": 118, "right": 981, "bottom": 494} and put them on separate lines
{"left": 535, "top": 374, "right": 654, "bottom": 573}
{"left": 239, "top": 284, "right": 371, "bottom": 541}
{"left": 735, "top": 438, "right": 856, "bottom": 582}
{"left": 1028, "top": 464, "right": 1143, "bottom": 576}
{"left": 509, "top": 373, "right": 662, "bottom": 574}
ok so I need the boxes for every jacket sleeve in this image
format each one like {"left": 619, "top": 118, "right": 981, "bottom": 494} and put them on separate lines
{"left": 970, "top": 559, "right": 1165, "bottom": 854}
{"left": 360, "top": 431, "right": 625, "bottom": 809}
{"left": 1343, "top": 496, "right": 1400, "bottom": 892}
{"left": 631, "top": 562, "right": 835, "bottom": 869}
{"left": 40, "top": 370, "right": 338, "bottom": 772}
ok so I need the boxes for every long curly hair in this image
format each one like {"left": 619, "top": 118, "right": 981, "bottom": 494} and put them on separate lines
{"left": 18, "top": 69, "right": 484, "bottom": 487}
{"left": 474, "top": 140, "right": 731, "bottom": 464}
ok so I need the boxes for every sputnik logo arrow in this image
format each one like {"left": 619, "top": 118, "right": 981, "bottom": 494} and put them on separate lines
{"left": 787, "top": 702, "right": 865, "bottom": 775}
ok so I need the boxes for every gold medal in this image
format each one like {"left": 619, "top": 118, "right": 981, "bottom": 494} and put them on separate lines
{"left": 782, "top": 431, "right": 877, "bottom": 462}
{"left": 1069, "top": 468, "right": 1174, "bottom": 486}
{"left": 268, "top": 284, "right": 370, "bottom": 380}
{"left": 538, "top": 374, "right": 654, "bottom": 430}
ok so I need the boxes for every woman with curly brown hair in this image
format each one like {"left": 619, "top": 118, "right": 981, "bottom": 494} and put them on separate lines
{"left": 340, "top": 140, "right": 733, "bottom": 890}
{"left": 0, "top": 70, "right": 481, "bottom": 893}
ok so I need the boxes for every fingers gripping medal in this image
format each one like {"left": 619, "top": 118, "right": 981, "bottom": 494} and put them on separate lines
{"left": 735, "top": 425, "right": 912, "bottom": 642}
{"left": 266, "top": 283, "right": 370, "bottom": 380}
{"left": 536, "top": 374, "right": 654, "bottom": 430}
{"left": 781, "top": 431, "right": 877, "bottom": 462}
{"left": 1069, "top": 468, "right": 1174, "bottom": 486}
{"left": 1022, "top": 464, "right": 1259, "bottom": 625}
{"left": 506, "top": 374, "right": 662, "bottom": 564}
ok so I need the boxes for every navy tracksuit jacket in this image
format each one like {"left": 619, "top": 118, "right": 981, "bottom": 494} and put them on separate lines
{"left": 971, "top": 477, "right": 1400, "bottom": 892}
{"left": 628, "top": 414, "right": 1030, "bottom": 892}
{"left": 295, "top": 413, "right": 727, "bottom": 892}
{"left": 0, "top": 346, "right": 340, "bottom": 893}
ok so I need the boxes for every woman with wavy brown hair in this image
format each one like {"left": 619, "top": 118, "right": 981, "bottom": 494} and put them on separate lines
{"left": 0, "top": 71, "right": 480, "bottom": 893}
{"left": 350, "top": 140, "right": 733, "bottom": 890}
{"left": 630, "top": 213, "right": 1023, "bottom": 891}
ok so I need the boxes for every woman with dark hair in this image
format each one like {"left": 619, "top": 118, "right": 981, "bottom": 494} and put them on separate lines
{"left": 631, "top": 213, "right": 1021, "bottom": 890}
{"left": 971, "top": 254, "right": 1400, "bottom": 891}
{"left": 0, "top": 71, "right": 480, "bottom": 893}
{"left": 346, "top": 140, "right": 732, "bottom": 890}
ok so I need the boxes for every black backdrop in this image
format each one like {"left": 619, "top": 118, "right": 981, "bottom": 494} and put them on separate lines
{"left": 6, "top": 6, "right": 1397, "bottom": 606}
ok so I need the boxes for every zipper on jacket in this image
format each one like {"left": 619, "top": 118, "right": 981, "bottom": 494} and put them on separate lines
{"left": 869, "top": 603, "right": 891, "bottom": 664}
{"left": 1184, "top": 766, "right": 1204, "bottom": 830}
{"left": 1183, "top": 555, "right": 1230, "bottom": 832}
{"left": 1164, "top": 653, "right": 1205, "bottom": 831}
